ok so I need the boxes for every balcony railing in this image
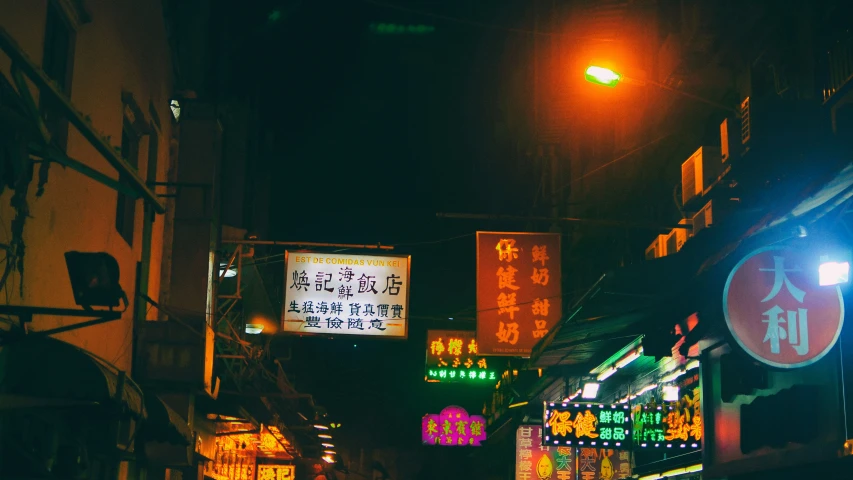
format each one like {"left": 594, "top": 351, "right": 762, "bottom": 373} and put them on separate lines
{"left": 823, "top": 31, "right": 853, "bottom": 103}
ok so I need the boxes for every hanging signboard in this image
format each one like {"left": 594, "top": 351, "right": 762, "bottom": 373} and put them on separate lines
{"left": 257, "top": 465, "right": 295, "bottom": 480}
{"left": 422, "top": 406, "right": 487, "bottom": 446}
{"left": 476, "top": 232, "right": 561, "bottom": 356}
{"left": 515, "top": 425, "right": 574, "bottom": 480}
{"left": 723, "top": 246, "right": 844, "bottom": 368}
{"left": 632, "top": 385, "right": 702, "bottom": 449}
{"left": 543, "top": 403, "right": 632, "bottom": 450}
{"left": 425, "top": 330, "right": 497, "bottom": 383}
{"left": 577, "top": 448, "right": 632, "bottom": 480}
{"left": 282, "top": 252, "right": 411, "bottom": 338}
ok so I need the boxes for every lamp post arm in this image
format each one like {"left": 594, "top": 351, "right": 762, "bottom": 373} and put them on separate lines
{"left": 625, "top": 75, "right": 739, "bottom": 115}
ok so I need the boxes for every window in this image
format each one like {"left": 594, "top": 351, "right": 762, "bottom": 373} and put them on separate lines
{"left": 116, "top": 121, "right": 139, "bottom": 245}
{"left": 41, "top": 0, "right": 76, "bottom": 152}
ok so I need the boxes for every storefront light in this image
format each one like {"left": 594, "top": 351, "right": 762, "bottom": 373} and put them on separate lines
{"left": 581, "top": 382, "right": 600, "bottom": 399}
{"left": 245, "top": 324, "right": 264, "bottom": 334}
{"left": 660, "top": 368, "right": 685, "bottom": 384}
{"left": 663, "top": 385, "right": 679, "bottom": 402}
{"left": 615, "top": 348, "right": 643, "bottom": 369}
{"left": 318, "top": 434, "right": 332, "bottom": 439}
{"left": 321, "top": 443, "right": 334, "bottom": 448}
{"left": 597, "top": 367, "right": 617, "bottom": 382}
{"left": 820, "top": 260, "right": 850, "bottom": 286}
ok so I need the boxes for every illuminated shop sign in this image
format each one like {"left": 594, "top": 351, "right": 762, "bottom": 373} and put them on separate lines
{"left": 723, "top": 246, "right": 844, "bottom": 368}
{"left": 515, "top": 425, "right": 574, "bottom": 480}
{"left": 422, "top": 406, "right": 487, "bottom": 446}
{"left": 257, "top": 465, "right": 295, "bottom": 480}
{"left": 282, "top": 252, "right": 411, "bottom": 338}
{"left": 632, "top": 386, "right": 702, "bottom": 450}
{"left": 543, "top": 403, "right": 632, "bottom": 450}
{"left": 425, "top": 330, "right": 496, "bottom": 383}
{"left": 476, "top": 232, "right": 562, "bottom": 356}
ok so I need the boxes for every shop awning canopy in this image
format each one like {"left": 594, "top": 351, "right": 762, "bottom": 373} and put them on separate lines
{"left": 530, "top": 253, "right": 695, "bottom": 369}
{"left": 0, "top": 336, "right": 145, "bottom": 417}
{"left": 142, "top": 392, "right": 193, "bottom": 446}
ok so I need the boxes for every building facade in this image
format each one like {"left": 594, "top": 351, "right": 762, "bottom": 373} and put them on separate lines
{"left": 490, "top": 1, "right": 853, "bottom": 480}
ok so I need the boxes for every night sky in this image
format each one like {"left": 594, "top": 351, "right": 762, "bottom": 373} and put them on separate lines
{"left": 231, "top": 0, "right": 537, "bottom": 455}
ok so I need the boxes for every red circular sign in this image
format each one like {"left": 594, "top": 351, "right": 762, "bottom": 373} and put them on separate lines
{"left": 723, "top": 246, "right": 844, "bottom": 368}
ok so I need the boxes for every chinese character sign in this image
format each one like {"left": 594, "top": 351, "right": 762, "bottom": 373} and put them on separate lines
{"left": 422, "top": 406, "right": 487, "bottom": 446}
{"left": 723, "top": 247, "right": 844, "bottom": 368}
{"left": 257, "top": 465, "right": 295, "bottom": 480}
{"left": 578, "top": 448, "right": 632, "bottom": 480}
{"left": 515, "top": 425, "right": 574, "bottom": 480}
{"left": 632, "top": 386, "right": 702, "bottom": 449}
{"left": 425, "top": 330, "right": 497, "bottom": 383}
{"left": 543, "top": 403, "right": 632, "bottom": 450}
{"left": 476, "top": 232, "right": 562, "bottom": 356}
{"left": 282, "top": 252, "right": 411, "bottom": 338}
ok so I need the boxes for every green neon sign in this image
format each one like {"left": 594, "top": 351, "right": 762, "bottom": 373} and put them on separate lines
{"left": 427, "top": 369, "right": 496, "bottom": 381}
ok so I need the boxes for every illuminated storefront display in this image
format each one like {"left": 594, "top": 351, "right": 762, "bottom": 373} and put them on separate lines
{"left": 633, "top": 386, "right": 702, "bottom": 449}
{"left": 204, "top": 431, "right": 257, "bottom": 480}
{"left": 515, "top": 425, "right": 573, "bottom": 480}
{"left": 543, "top": 403, "right": 632, "bottom": 449}
{"left": 723, "top": 246, "right": 844, "bottom": 368}
{"left": 422, "top": 406, "right": 487, "bottom": 446}
{"left": 577, "top": 448, "right": 631, "bottom": 480}
{"left": 282, "top": 252, "right": 411, "bottom": 338}
{"left": 257, "top": 465, "right": 295, "bottom": 480}
{"left": 476, "top": 232, "right": 562, "bottom": 356}
{"left": 425, "top": 330, "right": 496, "bottom": 383}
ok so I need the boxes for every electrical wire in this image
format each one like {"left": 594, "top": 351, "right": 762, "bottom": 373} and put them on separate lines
{"left": 556, "top": 133, "right": 672, "bottom": 193}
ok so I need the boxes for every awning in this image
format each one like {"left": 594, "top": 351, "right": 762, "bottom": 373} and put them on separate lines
{"left": 142, "top": 393, "right": 193, "bottom": 446}
{"left": 698, "top": 161, "right": 853, "bottom": 275}
{"left": 0, "top": 336, "right": 145, "bottom": 418}
{"left": 530, "top": 253, "right": 695, "bottom": 368}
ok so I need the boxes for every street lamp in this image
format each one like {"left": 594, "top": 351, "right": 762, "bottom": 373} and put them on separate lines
{"left": 584, "top": 66, "right": 622, "bottom": 88}
{"left": 583, "top": 64, "right": 738, "bottom": 114}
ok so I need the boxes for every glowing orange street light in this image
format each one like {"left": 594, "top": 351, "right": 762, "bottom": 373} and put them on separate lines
{"left": 585, "top": 65, "right": 622, "bottom": 88}
{"left": 584, "top": 64, "right": 738, "bottom": 114}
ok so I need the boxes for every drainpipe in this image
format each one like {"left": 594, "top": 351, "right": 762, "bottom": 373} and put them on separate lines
{"left": 133, "top": 206, "right": 155, "bottom": 367}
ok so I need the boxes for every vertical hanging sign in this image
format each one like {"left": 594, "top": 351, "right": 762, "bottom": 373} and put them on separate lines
{"left": 515, "top": 425, "right": 574, "bottom": 480}
{"left": 476, "top": 232, "right": 561, "bottom": 356}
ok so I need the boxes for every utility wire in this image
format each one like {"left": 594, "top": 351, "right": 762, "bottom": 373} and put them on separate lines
{"left": 557, "top": 133, "right": 672, "bottom": 193}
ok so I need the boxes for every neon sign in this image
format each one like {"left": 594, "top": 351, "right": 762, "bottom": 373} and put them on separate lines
{"left": 257, "top": 465, "right": 295, "bottom": 480}
{"left": 543, "top": 403, "right": 633, "bottom": 450}
{"left": 425, "top": 330, "right": 496, "bottom": 383}
{"left": 633, "top": 386, "right": 702, "bottom": 449}
{"left": 422, "top": 406, "right": 487, "bottom": 446}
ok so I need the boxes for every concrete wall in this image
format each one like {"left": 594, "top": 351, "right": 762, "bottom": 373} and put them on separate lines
{"left": 0, "top": 0, "right": 174, "bottom": 373}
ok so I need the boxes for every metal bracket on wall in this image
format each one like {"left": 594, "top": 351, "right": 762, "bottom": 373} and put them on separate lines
{"left": 0, "top": 305, "right": 122, "bottom": 343}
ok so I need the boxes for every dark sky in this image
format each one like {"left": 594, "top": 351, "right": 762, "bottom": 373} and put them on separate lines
{"left": 232, "top": 0, "right": 537, "bottom": 455}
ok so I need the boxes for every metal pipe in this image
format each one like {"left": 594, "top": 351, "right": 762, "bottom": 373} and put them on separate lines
{"left": 436, "top": 212, "right": 692, "bottom": 231}
{"left": 222, "top": 240, "right": 394, "bottom": 250}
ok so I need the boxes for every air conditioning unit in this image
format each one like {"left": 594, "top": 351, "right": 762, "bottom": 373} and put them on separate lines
{"left": 720, "top": 117, "right": 741, "bottom": 163}
{"left": 671, "top": 218, "right": 691, "bottom": 252}
{"left": 692, "top": 200, "right": 714, "bottom": 235}
{"left": 664, "top": 230, "right": 677, "bottom": 256}
{"left": 645, "top": 236, "right": 662, "bottom": 260}
{"left": 681, "top": 146, "right": 723, "bottom": 207}
{"left": 740, "top": 97, "right": 750, "bottom": 146}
